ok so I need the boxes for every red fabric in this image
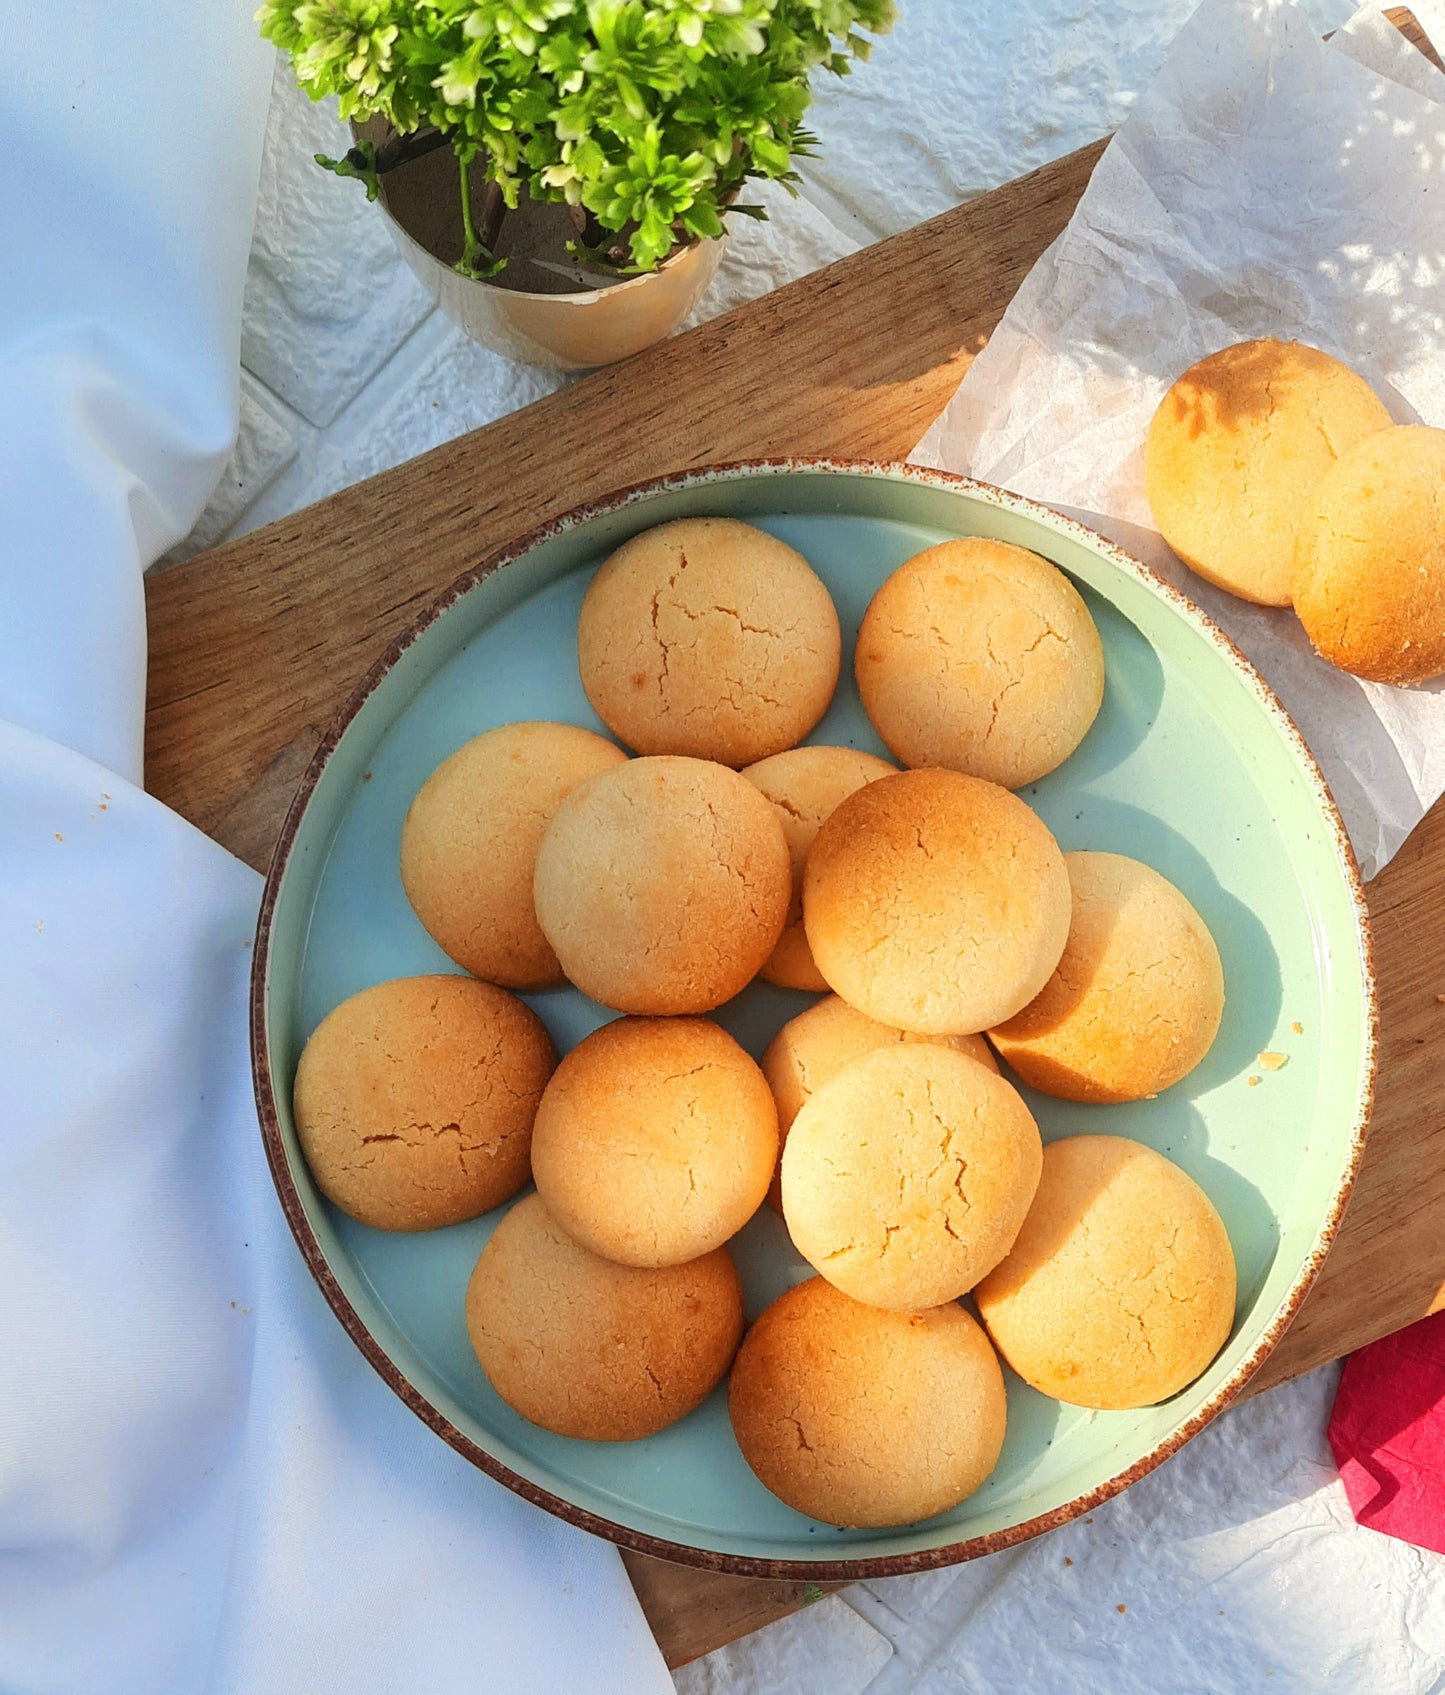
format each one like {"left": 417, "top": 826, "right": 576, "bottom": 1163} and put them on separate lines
{"left": 1329, "top": 1308, "right": 1445, "bottom": 1557}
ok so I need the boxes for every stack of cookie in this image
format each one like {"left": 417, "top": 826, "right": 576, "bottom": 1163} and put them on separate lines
{"left": 1147, "top": 337, "right": 1445, "bottom": 684}
{"left": 291, "top": 514, "right": 1239, "bottom": 1530}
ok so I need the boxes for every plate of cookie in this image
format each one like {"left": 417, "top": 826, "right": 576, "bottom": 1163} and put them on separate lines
{"left": 252, "top": 458, "right": 1375, "bottom": 1576}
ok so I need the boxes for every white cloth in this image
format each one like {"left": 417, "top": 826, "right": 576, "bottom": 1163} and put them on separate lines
{"left": 0, "top": 7, "right": 670, "bottom": 1692}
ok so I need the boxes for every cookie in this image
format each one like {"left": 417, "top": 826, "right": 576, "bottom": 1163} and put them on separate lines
{"left": 989, "top": 852, "right": 1225, "bottom": 1102}
{"left": 1294, "top": 424, "right": 1445, "bottom": 684}
{"left": 742, "top": 744, "right": 897, "bottom": 990}
{"left": 728, "top": 1277, "right": 1007, "bottom": 1527}
{"left": 530, "top": 1016, "right": 778, "bottom": 1267}
{"left": 533, "top": 755, "right": 791, "bottom": 1014}
{"left": 759, "top": 993, "right": 997, "bottom": 1211}
{"left": 400, "top": 720, "right": 627, "bottom": 989}
{"left": 781, "top": 1043, "right": 1042, "bottom": 1309}
{"left": 975, "top": 1135, "right": 1238, "bottom": 1409}
{"left": 1145, "top": 339, "right": 1392, "bottom": 605}
{"left": 577, "top": 517, "right": 841, "bottom": 766}
{"left": 293, "top": 974, "right": 556, "bottom": 1231}
{"left": 467, "top": 1194, "right": 744, "bottom": 1440}
{"left": 803, "top": 768, "right": 1071, "bottom": 1034}
{"left": 856, "top": 539, "right": 1104, "bottom": 786}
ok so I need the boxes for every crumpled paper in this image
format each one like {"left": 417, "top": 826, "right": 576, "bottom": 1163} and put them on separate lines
{"left": 1329, "top": 1309, "right": 1445, "bottom": 1556}
{"left": 913, "top": 0, "right": 1445, "bottom": 879}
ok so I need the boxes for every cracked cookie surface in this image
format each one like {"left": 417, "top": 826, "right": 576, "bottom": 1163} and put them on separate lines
{"left": 1293, "top": 423, "right": 1445, "bottom": 684}
{"left": 803, "top": 767, "right": 1071, "bottom": 1034}
{"left": 742, "top": 744, "right": 897, "bottom": 990}
{"left": 530, "top": 1015, "right": 778, "bottom": 1268}
{"left": 1145, "top": 338, "right": 1392, "bottom": 606}
{"left": 728, "top": 1276, "right": 1006, "bottom": 1527}
{"left": 975, "top": 1135, "right": 1237, "bottom": 1410}
{"left": 401, "top": 720, "right": 627, "bottom": 989}
{"left": 533, "top": 754, "right": 790, "bottom": 1014}
{"left": 989, "top": 851, "right": 1224, "bottom": 1103}
{"left": 467, "top": 1193, "right": 743, "bottom": 1441}
{"left": 760, "top": 993, "right": 996, "bottom": 1213}
{"left": 781, "top": 1043, "right": 1042, "bottom": 1310}
{"left": 577, "top": 517, "right": 841, "bottom": 767}
{"left": 292, "top": 974, "right": 556, "bottom": 1231}
{"left": 856, "top": 538, "right": 1104, "bottom": 787}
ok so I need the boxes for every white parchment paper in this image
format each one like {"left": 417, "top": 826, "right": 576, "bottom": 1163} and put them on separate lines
{"left": 913, "top": 0, "right": 1445, "bottom": 878}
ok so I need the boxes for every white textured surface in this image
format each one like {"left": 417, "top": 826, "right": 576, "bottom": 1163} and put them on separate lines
{"left": 181, "top": 7, "right": 1445, "bottom": 1691}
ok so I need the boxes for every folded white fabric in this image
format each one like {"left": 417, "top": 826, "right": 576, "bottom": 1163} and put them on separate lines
{"left": 0, "top": 7, "right": 670, "bottom": 1692}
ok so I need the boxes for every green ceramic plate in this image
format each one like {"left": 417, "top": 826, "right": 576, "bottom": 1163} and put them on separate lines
{"left": 252, "top": 461, "right": 1375, "bottom": 1578}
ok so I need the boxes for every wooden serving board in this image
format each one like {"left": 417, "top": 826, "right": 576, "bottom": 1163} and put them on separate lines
{"left": 145, "top": 13, "right": 1443, "bottom": 1669}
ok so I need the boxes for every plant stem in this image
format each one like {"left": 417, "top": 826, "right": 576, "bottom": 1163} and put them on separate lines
{"left": 459, "top": 152, "right": 480, "bottom": 259}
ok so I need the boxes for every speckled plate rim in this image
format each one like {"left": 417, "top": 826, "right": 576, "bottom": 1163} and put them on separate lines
{"left": 250, "top": 457, "right": 1378, "bottom": 1581}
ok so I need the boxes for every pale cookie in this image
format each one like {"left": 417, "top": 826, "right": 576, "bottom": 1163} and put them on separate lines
{"left": 293, "top": 974, "right": 556, "bottom": 1231}
{"left": 401, "top": 720, "right": 627, "bottom": 989}
{"left": 533, "top": 755, "right": 790, "bottom": 1014}
{"left": 742, "top": 745, "right": 898, "bottom": 990}
{"left": 728, "top": 1277, "right": 1007, "bottom": 1527}
{"left": 467, "top": 1194, "right": 744, "bottom": 1440}
{"left": 856, "top": 539, "right": 1104, "bottom": 787}
{"left": 1294, "top": 424, "right": 1445, "bottom": 685}
{"left": 1145, "top": 338, "right": 1392, "bottom": 605}
{"left": 759, "top": 993, "right": 997, "bottom": 1211}
{"left": 989, "top": 852, "right": 1225, "bottom": 1103}
{"left": 803, "top": 768, "right": 1071, "bottom": 1034}
{"left": 975, "top": 1135, "right": 1238, "bottom": 1409}
{"left": 530, "top": 1016, "right": 778, "bottom": 1268}
{"left": 781, "top": 1043, "right": 1041, "bottom": 1309}
{"left": 577, "top": 517, "right": 841, "bottom": 766}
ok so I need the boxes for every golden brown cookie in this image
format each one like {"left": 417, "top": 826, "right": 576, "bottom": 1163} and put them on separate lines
{"left": 742, "top": 745, "right": 898, "bottom": 990}
{"left": 400, "top": 721, "right": 627, "bottom": 989}
{"left": 530, "top": 1016, "right": 778, "bottom": 1268}
{"left": 988, "top": 852, "right": 1225, "bottom": 1102}
{"left": 1145, "top": 339, "right": 1392, "bottom": 605}
{"left": 856, "top": 539, "right": 1104, "bottom": 787}
{"left": 728, "top": 1277, "right": 1007, "bottom": 1527}
{"left": 467, "top": 1194, "right": 744, "bottom": 1440}
{"left": 975, "top": 1135, "right": 1237, "bottom": 1409}
{"left": 781, "top": 1044, "right": 1041, "bottom": 1309}
{"left": 577, "top": 517, "right": 842, "bottom": 766}
{"left": 533, "top": 755, "right": 791, "bottom": 1014}
{"left": 759, "top": 993, "right": 997, "bottom": 1211}
{"left": 803, "top": 768, "right": 1071, "bottom": 1034}
{"left": 1293, "top": 424, "right": 1445, "bottom": 684}
{"left": 293, "top": 975, "right": 556, "bottom": 1231}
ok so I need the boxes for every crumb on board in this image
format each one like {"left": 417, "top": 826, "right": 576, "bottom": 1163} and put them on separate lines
{"left": 1248, "top": 1075, "right": 1261, "bottom": 1087}
{"left": 1064, "top": 1557, "right": 1074, "bottom": 1567}
{"left": 1291, "top": 1020, "right": 1303, "bottom": 1035}
{"left": 34, "top": 920, "right": 43, "bottom": 933}
{"left": 53, "top": 832, "right": 62, "bottom": 842}
{"left": 1258, "top": 1051, "right": 1288, "bottom": 1071}
{"left": 1117, "top": 1603, "right": 1127, "bottom": 1614}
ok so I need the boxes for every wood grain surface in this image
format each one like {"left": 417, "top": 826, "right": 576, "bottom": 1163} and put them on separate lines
{"left": 143, "top": 12, "right": 1443, "bottom": 1670}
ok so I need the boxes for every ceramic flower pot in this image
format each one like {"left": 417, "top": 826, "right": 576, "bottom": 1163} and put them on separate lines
{"left": 353, "top": 121, "right": 726, "bottom": 370}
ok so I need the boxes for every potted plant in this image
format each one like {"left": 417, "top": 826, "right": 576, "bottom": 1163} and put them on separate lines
{"left": 257, "top": 0, "right": 896, "bottom": 368}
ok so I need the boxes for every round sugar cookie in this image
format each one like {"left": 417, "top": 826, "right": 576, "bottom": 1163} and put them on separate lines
{"left": 293, "top": 975, "right": 556, "bottom": 1231}
{"left": 856, "top": 539, "right": 1104, "bottom": 787}
{"left": 1294, "top": 424, "right": 1445, "bottom": 684}
{"left": 781, "top": 1044, "right": 1042, "bottom": 1309}
{"left": 742, "top": 745, "right": 898, "bottom": 990}
{"left": 1145, "top": 338, "right": 1392, "bottom": 605}
{"left": 400, "top": 720, "right": 627, "bottom": 989}
{"left": 467, "top": 1194, "right": 744, "bottom": 1440}
{"left": 803, "top": 768, "right": 1071, "bottom": 1034}
{"left": 975, "top": 1135, "right": 1238, "bottom": 1409}
{"left": 577, "top": 517, "right": 841, "bottom": 766}
{"left": 533, "top": 756, "right": 790, "bottom": 1014}
{"left": 988, "top": 852, "right": 1224, "bottom": 1102}
{"left": 760, "top": 993, "right": 997, "bottom": 1211}
{"left": 530, "top": 1016, "right": 778, "bottom": 1267}
{"left": 728, "top": 1277, "right": 1007, "bottom": 1527}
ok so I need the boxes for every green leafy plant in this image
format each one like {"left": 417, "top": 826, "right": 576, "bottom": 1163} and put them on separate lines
{"left": 257, "top": 0, "right": 895, "bottom": 277}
